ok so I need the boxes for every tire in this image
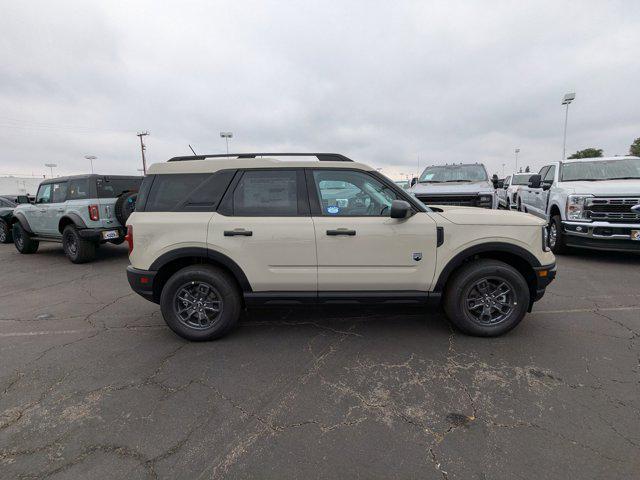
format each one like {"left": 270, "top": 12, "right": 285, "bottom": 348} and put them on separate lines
{"left": 109, "top": 237, "right": 125, "bottom": 245}
{"left": 0, "top": 219, "right": 12, "bottom": 244}
{"left": 160, "top": 265, "right": 241, "bottom": 341}
{"left": 114, "top": 192, "right": 137, "bottom": 226}
{"left": 13, "top": 222, "right": 39, "bottom": 254}
{"left": 62, "top": 225, "right": 96, "bottom": 263}
{"left": 443, "top": 259, "right": 530, "bottom": 337}
{"left": 517, "top": 198, "right": 523, "bottom": 212}
{"left": 548, "top": 215, "right": 568, "bottom": 254}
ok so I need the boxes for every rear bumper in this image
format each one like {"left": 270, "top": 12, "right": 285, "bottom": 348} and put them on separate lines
{"left": 126, "top": 266, "right": 157, "bottom": 303}
{"left": 79, "top": 226, "right": 125, "bottom": 242}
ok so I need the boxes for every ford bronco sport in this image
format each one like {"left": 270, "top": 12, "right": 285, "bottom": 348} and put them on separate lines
{"left": 12, "top": 174, "right": 141, "bottom": 263}
{"left": 126, "top": 153, "right": 556, "bottom": 341}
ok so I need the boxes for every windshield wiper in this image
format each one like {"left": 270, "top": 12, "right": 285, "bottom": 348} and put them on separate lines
{"left": 443, "top": 179, "right": 473, "bottom": 182}
{"left": 563, "top": 178, "right": 600, "bottom": 182}
{"left": 418, "top": 180, "right": 443, "bottom": 183}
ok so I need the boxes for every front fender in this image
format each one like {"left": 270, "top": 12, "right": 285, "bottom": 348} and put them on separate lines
{"left": 12, "top": 212, "right": 34, "bottom": 234}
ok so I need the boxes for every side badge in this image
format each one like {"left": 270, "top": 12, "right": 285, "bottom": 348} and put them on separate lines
{"left": 412, "top": 252, "right": 422, "bottom": 261}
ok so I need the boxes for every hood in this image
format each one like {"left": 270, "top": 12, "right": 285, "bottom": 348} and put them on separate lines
{"left": 559, "top": 179, "right": 640, "bottom": 196}
{"left": 409, "top": 180, "right": 494, "bottom": 195}
{"left": 433, "top": 206, "right": 546, "bottom": 226}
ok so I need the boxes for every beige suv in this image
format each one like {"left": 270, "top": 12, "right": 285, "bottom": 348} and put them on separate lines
{"left": 126, "top": 153, "right": 556, "bottom": 341}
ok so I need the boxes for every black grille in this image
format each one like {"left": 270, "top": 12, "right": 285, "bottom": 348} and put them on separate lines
{"left": 416, "top": 195, "right": 489, "bottom": 208}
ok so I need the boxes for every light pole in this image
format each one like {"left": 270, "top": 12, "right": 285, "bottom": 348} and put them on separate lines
{"left": 137, "top": 131, "right": 150, "bottom": 174}
{"left": 220, "top": 132, "right": 233, "bottom": 155}
{"left": 502, "top": 163, "right": 506, "bottom": 177}
{"left": 514, "top": 148, "right": 520, "bottom": 172}
{"left": 44, "top": 163, "right": 57, "bottom": 178}
{"left": 84, "top": 155, "right": 97, "bottom": 174}
{"left": 561, "top": 93, "right": 576, "bottom": 160}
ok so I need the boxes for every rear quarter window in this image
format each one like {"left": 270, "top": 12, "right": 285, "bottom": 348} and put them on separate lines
{"left": 144, "top": 171, "right": 235, "bottom": 212}
{"left": 96, "top": 177, "right": 142, "bottom": 198}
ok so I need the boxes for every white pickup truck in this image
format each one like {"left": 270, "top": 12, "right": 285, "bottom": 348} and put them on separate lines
{"left": 518, "top": 156, "right": 640, "bottom": 254}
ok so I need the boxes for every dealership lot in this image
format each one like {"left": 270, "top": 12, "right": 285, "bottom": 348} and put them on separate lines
{"left": 0, "top": 244, "right": 639, "bottom": 479}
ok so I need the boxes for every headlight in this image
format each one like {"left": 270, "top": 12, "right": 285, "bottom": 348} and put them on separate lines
{"left": 566, "top": 194, "right": 593, "bottom": 221}
{"left": 542, "top": 225, "right": 550, "bottom": 252}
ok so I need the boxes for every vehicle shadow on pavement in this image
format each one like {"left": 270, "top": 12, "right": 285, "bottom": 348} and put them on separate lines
{"left": 30, "top": 242, "right": 130, "bottom": 263}
{"left": 560, "top": 249, "right": 640, "bottom": 264}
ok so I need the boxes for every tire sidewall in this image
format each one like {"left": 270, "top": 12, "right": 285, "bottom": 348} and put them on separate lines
{"left": 160, "top": 266, "right": 241, "bottom": 341}
{"left": 0, "top": 220, "right": 8, "bottom": 243}
{"left": 445, "top": 261, "right": 530, "bottom": 336}
{"left": 62, "top": 226, "right": 80, "bottom": 262}
{"left": 549, "top": 215, "right": 567, "bottom": 254}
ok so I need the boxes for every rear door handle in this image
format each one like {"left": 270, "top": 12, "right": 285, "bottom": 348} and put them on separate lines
{"left": 57, "top": 209, "right": 65, "bottom": 212}
{"left": 224, "top": 229, "right": 253, "bottom": 237}
{"left": 326, "top": 229, "right": 356, "bottom": 236}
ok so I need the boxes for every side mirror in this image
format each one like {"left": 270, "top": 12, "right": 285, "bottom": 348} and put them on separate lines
{"left": 528, "top": 174, "right": 542, "bottom": 188}
{"left": 390, "top": 200, "right": 411, "bottom": 219}
{"left": 410, "top": 177, "right": 418, "bottom": 187}
{"left": 496, "top": 179, "right": 505, "bottom": 189}
{"left": 542, "top": 181, "right": 552, "bottom": 191}
{"left": 16, "top": 195, "right": 30, "bottom": 204}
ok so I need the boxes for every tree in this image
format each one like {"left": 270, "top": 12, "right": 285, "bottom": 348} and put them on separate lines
{"left": 567, "top": 148, "right": 603, "bottom": 159}
{"left": 630, "top": 137, "right": 640, "bottom": 157}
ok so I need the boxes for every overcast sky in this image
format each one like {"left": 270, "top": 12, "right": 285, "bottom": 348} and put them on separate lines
{"left": 1, "top": 0, "right": 638, "bottom": 180}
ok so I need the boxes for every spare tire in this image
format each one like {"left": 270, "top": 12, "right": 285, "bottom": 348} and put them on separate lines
{"left": 115, "top": 192, "right": 138, "bottom": 226}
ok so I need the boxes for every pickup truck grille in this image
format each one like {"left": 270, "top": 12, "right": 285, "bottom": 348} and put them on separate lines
{"left": 415, "top": 194, "right": 491, "bottom": 208}
{"left": 586, "top": 197, "right": 640, "bottom": 224}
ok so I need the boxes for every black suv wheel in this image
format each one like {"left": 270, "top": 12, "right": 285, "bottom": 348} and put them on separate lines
{"left": 160, "top": 265, "right": 241, "bottom": 341}
{"left": 13, "top": 222, "right": 39, "bottom": 254}
{"left": 0, "top": 219, "right": 13, "bottom": 244}
{"left": 62, "top": 225, "right": 96, "bottom": 263}
{"left": 443, "top": 259, "right": 530, "bottom": 336}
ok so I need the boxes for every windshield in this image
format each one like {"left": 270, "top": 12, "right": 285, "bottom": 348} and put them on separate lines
{"left": 511, "top": 174, "right": 532, "bottom": 185}
{"left": 419, "top": 164, "right": 488, "bottom": 183}
{"left": 561, "top": 158, "right": 640, "bottom": 181}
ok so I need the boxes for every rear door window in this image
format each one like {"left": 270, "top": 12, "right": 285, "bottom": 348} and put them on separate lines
{"left": 232, "top": 170, "right": 299, "bottom": 216}
{"left": 51, "top": 182, "right": 68, "bottom": 203}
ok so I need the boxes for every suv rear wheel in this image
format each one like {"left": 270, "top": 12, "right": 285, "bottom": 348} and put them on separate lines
{"left": 62, "top": 225, "right": 96, "bottom": 263}
{"left": 0, "top": 219, "right": 12, "bottom": 244}
{"left": 13, "top": 222, "right": 39, "bottom": 254}
{"left": 160, "top": 265, "right": 241, "bottom": 341}
{"left": 443, "top": 259, "right": 530, "bottom": 336}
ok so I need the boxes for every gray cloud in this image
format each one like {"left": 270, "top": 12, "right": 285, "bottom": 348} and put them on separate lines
{"left": 1, "top": 0, "right": 639, "bottom": 179}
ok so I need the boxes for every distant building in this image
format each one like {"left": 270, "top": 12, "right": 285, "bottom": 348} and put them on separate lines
{"left": 0, "top": 176, "right": 44, "bottom": 196}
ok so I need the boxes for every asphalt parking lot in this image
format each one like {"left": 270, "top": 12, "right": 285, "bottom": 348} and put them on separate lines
{"left": 0, "top": 243, "right": 639, "bottom": 479}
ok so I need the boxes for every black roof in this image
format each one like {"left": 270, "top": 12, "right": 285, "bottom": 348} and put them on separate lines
{"left": 167, "top": 153, "right": 353, "bottom": 162}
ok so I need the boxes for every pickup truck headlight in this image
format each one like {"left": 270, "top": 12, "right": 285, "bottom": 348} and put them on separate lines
{"left": 566, "top": 194, "right": 592, "bottom": 221}
{"left": 542, "top": 226, "right": 550, "bottom": 252}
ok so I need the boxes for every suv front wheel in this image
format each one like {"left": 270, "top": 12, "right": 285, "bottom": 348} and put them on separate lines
{"left": 443, "top": 259, "right": 530, "bottom": 336}
{"left": 160, "top": 265, "right": 242, "bottom": 341}
{"left": 62, "top": 225, "right": 96, "bottom": 263}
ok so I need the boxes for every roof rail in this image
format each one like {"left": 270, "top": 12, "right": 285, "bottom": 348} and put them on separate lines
{"left": 167, "top": 153, "right": 353, "bottom": 162}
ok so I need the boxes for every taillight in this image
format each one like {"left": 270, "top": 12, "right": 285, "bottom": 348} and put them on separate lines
{"left": 125, "top": 225, "right": 133, "bottom": 254}
{"left": 88, "top": 204, "right": 100, "bottom": 221}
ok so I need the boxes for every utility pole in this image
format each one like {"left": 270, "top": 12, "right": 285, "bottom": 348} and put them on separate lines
{"left": 562, "top": 93, "right": 576, "bottom": 160}
{"left": 514, "top": 148, "right": 520, "bottom": 172}
{"left": 137, "top": 131, "right": 149, "bottom": 174}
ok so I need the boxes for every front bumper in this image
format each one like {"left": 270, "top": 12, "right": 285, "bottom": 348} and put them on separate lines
{"left": 532, "top": 262, "right": 557, "bottom": 303}
{"left": 562, "top": 221, "right": 640, "bottom": 252}
{"left": 79, "top": 226, "right": 126, "bottom": 242}
{"left": 126, "top": 266, "right": 157, "bottom": 303}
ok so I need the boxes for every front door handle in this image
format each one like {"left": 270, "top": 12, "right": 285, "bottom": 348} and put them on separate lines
{"left": 326, "top": 229, "right": 356, "bottom": 236}
{"left": 57, "top": 209, "right": 65, "bottom": 212}
{"left": 39, "top": 209, "right": 47, "bottom": 213}
{"left": 224, "top": 229, "right": 253, "bottom": 237}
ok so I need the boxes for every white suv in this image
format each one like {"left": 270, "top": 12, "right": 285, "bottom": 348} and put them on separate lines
{"left": 126, "top": 153, "right": 556, "bottom": 341}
